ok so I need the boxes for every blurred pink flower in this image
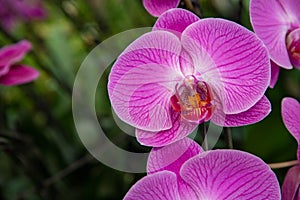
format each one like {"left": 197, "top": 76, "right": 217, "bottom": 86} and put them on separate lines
{"left": 124, "top": 138, "right": 281, "bottom": 200}
{"left": 108, "top": 9, "right": 271, "bottom": 147}
{"left": 0, "top": 0, "right": 46, "bottom": 31}
{"left": 142, "top": 0, "right": 180, "bottom": 17}
{"left": 281, "top": 97, "right": 300, "bottom": 200}
{"left": 0, "top": 40, "right": 39, "bottom": 86}
{"left": 250, "top": 0, "right": 300, "bottom": 87}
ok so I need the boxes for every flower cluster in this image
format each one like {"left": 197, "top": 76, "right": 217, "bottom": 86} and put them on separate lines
{"left": 2, "top": 0, "right": 298, "bottom": 198}
{"left": 107, "top": 0, "right": 300, "bottom": 199}
{"left": 124, "top": 138, "right": 280, "bottom": 200}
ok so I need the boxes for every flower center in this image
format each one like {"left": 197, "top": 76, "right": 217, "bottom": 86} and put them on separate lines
{"left": 286, "top": 28, "right": 300, "bottom": 68}
{"left": 170, "top": 75, "right": 215, "bottom": 123}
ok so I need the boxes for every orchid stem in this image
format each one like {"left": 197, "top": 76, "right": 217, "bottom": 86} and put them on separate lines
{"left": 224, "top": 127, "right": 233, "bottom": 149}
{"left": 237, "top": 0, "right": 243, "bottom": 23}
{"left": 43, "top": 154, "right": 94, "bottom": 187}
{"left": 184, "top": 0, "right": 202, "bottom": 17}
{"left": 200, "top": 123, "right": 208, "bottom": 150}
{"left": 268, "top": 160, "right": 298, "bottom": 169}
{"left": 184, "top": 0, "right": 194, "bottom": 11}
{"left": 0, "top": 26, "right": 18, "bottom": 43}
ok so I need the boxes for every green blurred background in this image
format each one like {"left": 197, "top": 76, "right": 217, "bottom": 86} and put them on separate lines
{"left": 0, "top": 0, "right": 299, "bottom": 199}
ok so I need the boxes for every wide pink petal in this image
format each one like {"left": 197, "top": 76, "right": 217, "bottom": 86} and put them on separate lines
{"left": 211, "top": 96, "right": 271, "bottom": 127}
{"left": 280, "top": 0, "right": 300, "bottom": 22}
{"left": 136, "top": 110, "right": 198, "bottom": 147}
{"left": 0, "top": 40, "right": 32, "bottom": 76}
{"left": 182, "top": 18, "right": 270, "bottom": 114}
{"left": 180, "top": 150, "right": 281, "bottom": 200}
{"left": 250, "top": 0, "right": 297, "bottom": 69}
{"left": 147, "top": 137, "right": 202, "bottom": 200}
{"left": 270, "top": 61, "right": 280, "bottom": 88}
{"left": 142, "top": 0, "right": 180, "bottom": 17}
{"left": 0, "top": 65, "right": 39, "bottom": 86}
{"left": 147, "top": 137, "right": 203, "bottom": 174}
{"left": 108, "top": 31, "right": 184, "bottom": 132}
{"left": 282, "top": 165, "right": 300, "bottom": 200}
{"left": 153, "top": 8, "right": 199, "bottom": 37}
{"left": 123, "top": 171, "right": 180, "bottom": 200}
{"left": 282, "top": 97, "right": 300, "bottom": 160}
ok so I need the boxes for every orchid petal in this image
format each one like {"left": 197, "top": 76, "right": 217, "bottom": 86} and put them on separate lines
{"left": 123, "top": 171, "right": 181, "bottom": 200}
{"left": 182, "top": 18, "right": 270, "bottom": 114}
{"left": 282, "top": 165, "right": 300, "bottom": 200}
{"left": 0, "top": 65, "right": 39, "bottom": 86}
{"left": 153, "top": 8, "right": 199, "bottom": 37}
{"left": 250, "top": 0, "right": 298, "bottom": 69}
{"left": 147, "top": 137, "right": 203, "bottom": 174}
{"left": 142, "top": 0, "right": 180, "bottom": 17}
{"left": 282, "top": 97, "right": 300, "bottom": 160}
{"left": 279, "top": 0, "right": 300, "bottom": 22}
{"left": 136, "top": 110, "right": 198, "bottom": 147}
{"left": 108, "top": 31, "right": 184, "bottom": 132}
{"left": 211, "top": 96, "right": 271, "bottom": 127}
{"left": 180, "top": 150, "right": 281, "bottom": 200}
{"left": 147, "top": 137, "right": 202, "bottom": 199}
{"left": 0, "top": 40, "right": 31, "bottom": 76}
{"left": 270, "top": 61, "right": 280, "bottom": 88}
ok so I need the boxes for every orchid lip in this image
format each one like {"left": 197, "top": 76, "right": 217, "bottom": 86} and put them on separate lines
{"left": 286, "top": 28, "right": 300, "bottom": 68}
{"left": 170, "top": 75, "right": 215, "bottom": 123}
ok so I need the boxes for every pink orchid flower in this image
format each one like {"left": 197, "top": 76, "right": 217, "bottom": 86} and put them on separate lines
{"left": 108, "top": 9, "right": 271, "bottom": 147}
{"left": 281, "top": 97, "right": 300, "bottom": 200}
{"left": 250, "top": 0, "right": 300, "bottom": 88}
{"left": 143, "top": 0, "right": 180, "bottom": 17}
{"left": 124, "top": 138, "right": 281, "bottom": 200}
{"left": 0, "top": 40, "right": 39, "bottom": 86}
{"left": 0, "top": 0, "right": 46, "bottom": 31}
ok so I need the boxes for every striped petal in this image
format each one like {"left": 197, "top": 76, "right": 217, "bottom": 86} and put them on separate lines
{"left": 153, "top": 8, "right": 199, "bottom": 37}
{"left": 136, "top": 110, "right": 197, "bottom": 147}
{"left": 282, "top": 97, "right": 300, "bottom": 160}
{"left": 250, "top": 0, "right": 300, "bottom": 69}
{"left": 182, "top": 18, "right": 270, "bottom": 114}
{"left": 282, "top": 165, "right": 300, "bottom": 200}
{"left": 270, "top": 61, "right": 280, "bottom": 88}
{"left": 123, "top": 171, "right": 181, "bottom": 200}
{"left": 108, "top": 31, "right": 184, "bottom": 132}
{"left": 147, "top": 138, "right": 202, "bottom": 199}
{"left": 211, "top": 96, "right": 271, "bottom": 127}
{"left": 180, "top": 150, "right": 281, "bottom": 200}
{"left": 143, "top": 0, "right": 180, "bottom": 17}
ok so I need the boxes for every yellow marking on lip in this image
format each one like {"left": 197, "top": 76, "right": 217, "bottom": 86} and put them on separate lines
{"left": 188, "top": 93, "right": 201, "bottom": 107}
